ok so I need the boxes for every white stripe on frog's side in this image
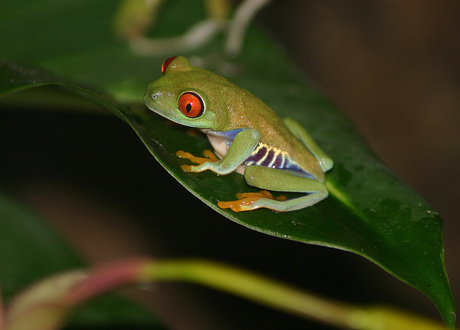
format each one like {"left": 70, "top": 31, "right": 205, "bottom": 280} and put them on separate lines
{"left": 246, "top": 142, "right": 287, "bottom": 168}
{"left": 252, "top": 143, "right": 269, "bottom": 165}
{"left": 246, "top": 142, "right": 310, "bottom": 177}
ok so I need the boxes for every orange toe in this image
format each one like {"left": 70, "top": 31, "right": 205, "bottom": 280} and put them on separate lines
{"left": 218, "top": 190, "right": 287, "bottom": 212}
{"left": 176, "top": 149, "right": 218, "bottom": 165}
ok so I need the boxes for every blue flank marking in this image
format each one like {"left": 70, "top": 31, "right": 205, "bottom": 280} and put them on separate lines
{"left": 209, "top": 128, "right": 242, "bottom": 140}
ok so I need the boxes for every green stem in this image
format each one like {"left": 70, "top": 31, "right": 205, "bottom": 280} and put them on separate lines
{"left": 143, "top": 259, "right": 449, "bottom": 330}
{"left": 146, "top": 259, "right": 354, "bottom": 327}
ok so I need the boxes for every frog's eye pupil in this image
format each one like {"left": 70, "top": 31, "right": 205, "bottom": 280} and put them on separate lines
{"left": 161, "top": 56, "right": 177, "bottom": 74}
{"left": 178, "top": 92, "right": 204, "bottom": 118}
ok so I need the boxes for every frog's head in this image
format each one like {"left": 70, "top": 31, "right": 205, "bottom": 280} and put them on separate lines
{"left": 144, "top": 56, "right": 231, "bottom": 130}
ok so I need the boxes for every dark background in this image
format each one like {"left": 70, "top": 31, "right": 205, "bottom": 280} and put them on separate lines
{"left": 263, "top": 0, "right": 460, "bottom": 311}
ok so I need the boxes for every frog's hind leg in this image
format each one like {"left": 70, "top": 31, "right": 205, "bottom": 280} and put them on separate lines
{"left": 284, "top": 118, "right": 333, "bottom": 172}
{"left": 218, "top": 166, "right": 328, "bottom": 212}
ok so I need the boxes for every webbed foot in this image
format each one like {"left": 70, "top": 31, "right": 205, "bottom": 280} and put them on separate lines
{"left": 218, "top": 190, "right": 287, "bottom": 212}
{"left": 176, "top": 149, "right": 219, "bottom": 172}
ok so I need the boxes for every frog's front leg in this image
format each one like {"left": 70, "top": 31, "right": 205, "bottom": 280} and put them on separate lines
{"left": 177, "top": 129, "right": 260, "bottom": 175}
{"left": 220, "top": 166, "right": 328, "bottom": 212}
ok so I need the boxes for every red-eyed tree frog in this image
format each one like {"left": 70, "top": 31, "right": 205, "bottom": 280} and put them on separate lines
{"left": 144, "top": 56, "right": 333, "bottom": 212}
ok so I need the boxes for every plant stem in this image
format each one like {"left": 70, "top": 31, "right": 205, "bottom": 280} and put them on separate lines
{"left": 142, "top": 259, "right": 449, "bottom": 330}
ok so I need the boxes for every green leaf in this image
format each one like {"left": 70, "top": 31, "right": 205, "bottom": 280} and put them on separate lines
{"left": 0, "top": 0, "right": 455, "bottom": 327}
{"left": 0, "top": 190, "right": 164, "bottom": 328}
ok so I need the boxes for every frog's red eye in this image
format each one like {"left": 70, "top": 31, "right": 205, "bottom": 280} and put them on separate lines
{"left": 161, "top": 56, "right": 177, "bottom": 74}
{"left": 178, "top": 92, "right": 204, "bottom": 118}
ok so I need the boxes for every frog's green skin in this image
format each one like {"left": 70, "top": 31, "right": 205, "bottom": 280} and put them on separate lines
{"left": 144, "top": 56, "right": 333, "bottom": 212}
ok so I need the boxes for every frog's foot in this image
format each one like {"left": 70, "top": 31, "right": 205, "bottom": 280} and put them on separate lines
{"left": 218, "top": 190, "right": 287, "bottom": 212}
{"left": 176, "top": 149, "right": 219, "bottom": 172}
